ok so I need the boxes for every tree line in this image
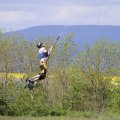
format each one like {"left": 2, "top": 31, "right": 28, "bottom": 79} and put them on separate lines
{"left": 0, "top": 31, "right": 120, "bottom": 116}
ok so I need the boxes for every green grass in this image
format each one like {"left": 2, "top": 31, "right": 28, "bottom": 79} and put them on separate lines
{"left": 0, "top": 116, "right": 120, "bottom": 120}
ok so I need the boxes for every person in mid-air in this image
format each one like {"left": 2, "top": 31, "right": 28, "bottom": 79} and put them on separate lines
{"left": 26, "top": 42, "right": 53, "bottom": 90}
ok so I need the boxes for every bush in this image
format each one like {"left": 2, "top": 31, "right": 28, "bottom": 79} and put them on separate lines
{"left": 0, "top": 99, "right": 8, "bottom": 115}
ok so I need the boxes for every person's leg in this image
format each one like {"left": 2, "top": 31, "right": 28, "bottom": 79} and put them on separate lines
{"left": 26, "top": 62, "right": 47, "bottom": 90}
{"left": 39, "top": 68, "right": 47, "bottom": 80}
{"left": 40, "top": 61, "right": 47, "bottom": 69}
{"left": 30, "top": 61, "right": 47, "bottom": 81}
{"left": 32, "top": 76, "right": 39, "bottom": 81}
{"left": 32, "top": 74, "right": 40, "bottom": 79}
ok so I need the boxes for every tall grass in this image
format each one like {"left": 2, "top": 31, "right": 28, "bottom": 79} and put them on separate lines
{"left": 0, "top": 115, "right": 120, "bottom": 120}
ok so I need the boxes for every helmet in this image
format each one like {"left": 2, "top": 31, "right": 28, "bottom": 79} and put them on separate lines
{"left": 37, "top": 42, "right": 43, "bottom": 48}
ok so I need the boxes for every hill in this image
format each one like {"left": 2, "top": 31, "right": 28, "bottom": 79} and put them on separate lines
{"left": 7, "top": 25, "right": 120, "bottom": 48}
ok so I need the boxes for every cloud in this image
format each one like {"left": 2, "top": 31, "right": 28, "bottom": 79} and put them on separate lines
{"left": 0, "top": 10, "right": 37, "bottom": 30}
{"left": 0, "top": 11, "right": 36, "bottom": 23}
{"left": 0, "top": 1, "right": 120, "bottom": 30}
{"left": 43, "top": 4, "right": 120, "bottom": 26}
{"left": 1, "top": 0, "right": 120, "bottom": 5}
{"left": 69, "top": 0, "right": 120, "bottom": 6}
{"left": 48, "top": 5, "right": 90, "bottom": 24}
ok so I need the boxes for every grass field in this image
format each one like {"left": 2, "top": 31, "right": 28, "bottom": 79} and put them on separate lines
{"left": 0, "top": 116, "right": 120, "bottom": 120}
{"left": 0, "top": 116, "right": 119, "bottom": 120}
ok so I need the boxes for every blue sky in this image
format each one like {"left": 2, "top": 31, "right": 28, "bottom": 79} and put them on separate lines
{"left": 0, "top": 0, "right": 120, "bottom": 31}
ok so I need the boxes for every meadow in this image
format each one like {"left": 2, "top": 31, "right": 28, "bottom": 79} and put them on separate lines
{"left": 0, "top": 115, "right": 120, "bottom": 120}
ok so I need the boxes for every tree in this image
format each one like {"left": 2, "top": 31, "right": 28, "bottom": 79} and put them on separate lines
{"left": 76, "top": 40, "right": 120, "bottom": 112}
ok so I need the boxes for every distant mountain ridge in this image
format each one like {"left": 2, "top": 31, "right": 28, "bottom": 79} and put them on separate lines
{"left": 7, "top": 25, "right": 120, "bottom": 47}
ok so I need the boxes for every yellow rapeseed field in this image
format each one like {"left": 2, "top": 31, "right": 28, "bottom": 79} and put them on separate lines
{"left": 0, "top": 72, "right": 120, "bottom": 85}
{"left": 111, "top": 76, "right": 120, "bottom": 85}
{"left": 0, "top": 72, "right": 27, "bottom": 79}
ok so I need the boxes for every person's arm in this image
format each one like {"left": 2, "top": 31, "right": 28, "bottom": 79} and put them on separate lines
{"left": 42, "top": 47, "right": 48, "bottom": 57}
{"left": 48, "top": 46, "right": 53, "bottom": 55}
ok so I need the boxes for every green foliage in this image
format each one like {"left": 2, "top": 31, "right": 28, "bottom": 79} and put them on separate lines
{"left": 107, "top": 85, "right": 120, "bottom": 113}
{"left": 0, "top": 99, "right": 8, "bottom": 115}
{"left": 0, "top": 32, "right": 120, "bottom": 116}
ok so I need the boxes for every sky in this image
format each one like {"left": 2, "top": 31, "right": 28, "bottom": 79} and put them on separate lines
{"left": 0, "top": 0, "right": 120, "bottom": 31}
